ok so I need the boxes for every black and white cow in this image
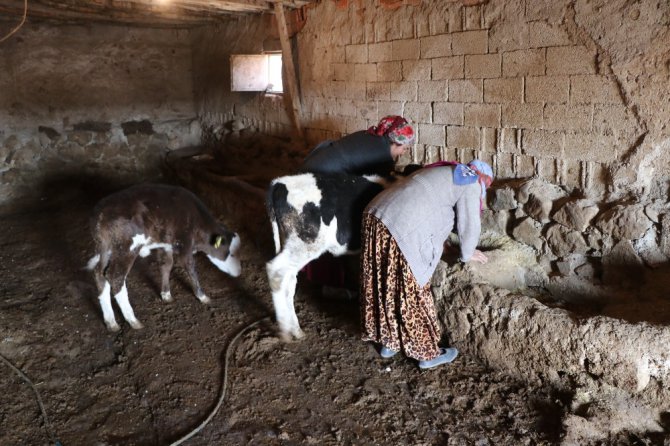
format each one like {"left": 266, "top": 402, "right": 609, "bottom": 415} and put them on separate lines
{"left": 266, "top": 172, "right": 392, "bottom": 341}
{"left": 87, "top": 184, "right": 241, "bottom": 331}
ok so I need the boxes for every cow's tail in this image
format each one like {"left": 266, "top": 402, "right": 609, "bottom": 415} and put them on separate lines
{"left": 266, "top": 180, "right": 282, "bottom": 254}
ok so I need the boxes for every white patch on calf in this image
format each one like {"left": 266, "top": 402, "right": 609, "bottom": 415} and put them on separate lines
{"left": 129, "top": 233, "right": 173, "bottom": 257}
{"left": 229, "top": 233, "right": 241, "bottom": 255}
{"left": 363, "top": 174, "right": 385, "bottom": 185}
{"left": 267, "top": 215, "right": 347, "bottom": 340}
{"left": 113, "top": 283, "right": 143, "bottom": 329}
{"left": 139, "top": 243, "right": 172, "bottom": 257}
{"left": 206, "top": 233, "right": 241, "bottom": 277}
{"left": 207, "top": 253, "right": 241, "bottom": 277}
{"left": 97, "top": 281, "right": 118, "bottom": 331}
{"left": 278, "top": 174, "right": 323, "bottom": 211}
{"left": 86, "top": 254, "right": 100, "bottom": 270}
{"left": 271, "top": 220, "right": 281, "bottom": 254}
{"left": 130, "top": 234, "right": 150, "bottom": 251}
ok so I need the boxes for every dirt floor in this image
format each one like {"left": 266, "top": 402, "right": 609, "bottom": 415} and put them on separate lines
{"left": 0, "top": 136, "right": 653, "bottom": 446}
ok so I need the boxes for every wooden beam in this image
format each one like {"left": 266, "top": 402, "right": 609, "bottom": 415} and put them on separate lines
{"left": 273, "top": 1, "right": 304, "bottom": 143}
{"left": 0, "top": 3, "right": 218, "bottom": 26}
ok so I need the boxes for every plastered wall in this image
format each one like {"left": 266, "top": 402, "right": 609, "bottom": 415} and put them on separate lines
{"left": 191, "top": 15, "right": 295, "bottom": 139}
{"left": 0, "top": 23, "right": 199, "bottom": 204}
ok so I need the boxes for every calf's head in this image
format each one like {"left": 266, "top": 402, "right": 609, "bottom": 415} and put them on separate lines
{"left": 200, "top": 229, "right": 242, "bottom": 277}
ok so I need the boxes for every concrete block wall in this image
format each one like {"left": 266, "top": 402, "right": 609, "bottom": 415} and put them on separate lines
{"left": 292, "top": 0, "right": 654, "bottom": 198}
{"left": 188, "top": 0, "right": 668, "bottom": 202}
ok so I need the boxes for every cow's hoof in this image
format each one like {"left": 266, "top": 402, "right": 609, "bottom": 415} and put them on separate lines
{"left": 293, "top": 329, "right": 306, "bottom": 340}
{"left": 161, "top": 291, "right": 173, "bottom": 302}
{"left": 129, "top": 320, "right": 144, "bottom": 330}
{"left": 106, "top": 323, "right": 121, "bottom": 332}
{"left": 198, "top": 294, "right": 211, "bottom": 304}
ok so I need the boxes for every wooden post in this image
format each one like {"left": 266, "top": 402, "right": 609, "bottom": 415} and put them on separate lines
{"left": 273, "top": 1, "right": 305, "bottom": 143}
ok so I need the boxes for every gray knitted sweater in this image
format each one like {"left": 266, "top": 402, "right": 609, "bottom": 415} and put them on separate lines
{"left": 365, "top": 165, "right": 482, "bottom": 286}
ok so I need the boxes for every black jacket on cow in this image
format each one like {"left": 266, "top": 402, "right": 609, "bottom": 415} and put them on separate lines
{"left": 299, "top": 130, "right": 394, "bottom": 177}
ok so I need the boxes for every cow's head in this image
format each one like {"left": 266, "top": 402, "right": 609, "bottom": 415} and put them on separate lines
{"left": 204, "top": 229, "right": 242, "bottom": 277}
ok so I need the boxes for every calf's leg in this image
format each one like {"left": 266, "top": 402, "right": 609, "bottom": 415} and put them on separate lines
{"left": 93, "top": 248, "right": 120, "bottom": 332}
{"left": 97, "top": 281, "right": 118, "bottom": 332}
{"left": 181, "top": 253, "right": 209, "bottom": 303}
{"left": 156, "top": 249, "right": 174, "bottom": 302}
{"left": 107, "top": 252, "right": 143, "bottom": 329}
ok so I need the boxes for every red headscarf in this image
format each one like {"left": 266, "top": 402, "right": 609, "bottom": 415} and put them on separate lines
{"left": 367, "top": 115, "right": 415, "bottom": 145}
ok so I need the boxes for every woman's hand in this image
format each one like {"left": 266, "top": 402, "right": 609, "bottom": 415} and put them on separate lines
{"left": 469, "top": 249, "right": 488, "bottom": 264}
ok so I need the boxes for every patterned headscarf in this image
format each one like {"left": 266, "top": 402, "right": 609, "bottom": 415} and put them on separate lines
{"left": 424, "top": 159, "right": 494, "bottom": 211}
{"left": 467, "top": 159, "right": 493, "bottom": 191}
{"left": 367, "top": 115, "right": 415, "bottom": 145}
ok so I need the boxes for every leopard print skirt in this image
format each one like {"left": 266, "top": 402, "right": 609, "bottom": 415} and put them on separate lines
{"left": 360, "top": 213, "right": 442, "bottom": 361}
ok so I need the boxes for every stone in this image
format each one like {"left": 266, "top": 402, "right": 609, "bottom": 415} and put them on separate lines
{"left": 545, "top": 223, "right": 589, "bottom": 257}
{"left": 524, "top": 193, "right": 553, "bottom": 223}
{"left": 602, "top": 239, "right": 644, "bottom": 287}
{"left": 644, "top": 199, "right": 669, "bottom": 224}
{"left": 517, "top": 177, "right": 567, "bottom": 204}
{"left": 481, "top": 209, "right": 509, "bottom": 235}
{"left": 661, "top": 213, "right": 670, "bottom": 257}
{"left": 595, "top": 203, "right": 653, "bottom": 241}
{"left": 555, "top": 253, "right": 587, "bottom": 276}
{"left": 552, "top": 199, "right": 600, "bottom": 232}
{"left": 512, "top": 217, "right": 543, "bottom": 252}
{"left": 633, "top": 227, "right": 668, "bottom": 267}
{"left": 489, "top": 186, "right": 518, "bottom": 211}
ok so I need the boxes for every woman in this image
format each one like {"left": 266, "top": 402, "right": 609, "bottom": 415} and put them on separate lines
{"left": 360, "top": 160, "right": 493, "bottom": 369}
{"left": 300, "top": 115, "right": 415, "bottom": 176}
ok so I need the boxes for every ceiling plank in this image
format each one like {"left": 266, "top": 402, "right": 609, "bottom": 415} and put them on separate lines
{"left": 0, "top": 0, "right": 316, "bottom": 27}
{"left": 0, "top": 0, "right": 227, "bottom": 26}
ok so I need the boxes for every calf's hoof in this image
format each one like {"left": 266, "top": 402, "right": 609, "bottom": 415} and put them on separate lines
{"left": 128, "top": 319, "right": 144, "bottom": 330}
{"left": 279, "top": 331, "right": 293, "bottom": 343}
{"left": 106, "top": 322, "right": 121, "bottom": 332}
{"left": 161, "top": 291, "right": 173, "bottom": 302}
{"left": 197, "top": 294, "right": 211, "bottom": 304}
{"left": 279, "top": 328, "right": 305, "bottom": 342}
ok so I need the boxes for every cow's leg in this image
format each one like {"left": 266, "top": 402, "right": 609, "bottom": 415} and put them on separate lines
{"left": 108, "top": 252, "right": 143, "bottom": 329}
{"left": 181, "top": 253, "right": 209, "bottom": 304}
{"left": 156, "top": 249, "right": 174, "bottom": 302}
{"left": 267, "top": 245, "right": 321, "bottom": 341}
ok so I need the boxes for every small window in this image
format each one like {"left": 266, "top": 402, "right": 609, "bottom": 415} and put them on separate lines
{"left": 230, "top": 53, "right": 283, "bottom": 93}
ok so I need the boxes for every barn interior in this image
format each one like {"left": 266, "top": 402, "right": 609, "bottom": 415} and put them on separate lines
{"left": 1, "top": 0, "right": 670, "bottom": 444}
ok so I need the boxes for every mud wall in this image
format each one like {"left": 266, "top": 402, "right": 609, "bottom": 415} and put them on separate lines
{"left": 0, "top": 23, "right": 199, "bottom": 204}
{"left": 434, "top": 280, "right": 670, "bottom": 439}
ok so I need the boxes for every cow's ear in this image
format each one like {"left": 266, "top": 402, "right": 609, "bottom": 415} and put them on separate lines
{"left": 211, "top": 234, "right": 226, "bottom": 248}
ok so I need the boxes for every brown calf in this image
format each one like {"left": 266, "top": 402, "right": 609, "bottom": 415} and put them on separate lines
{"left": 87, "top": 184, "right": 241, "bottom": 331}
